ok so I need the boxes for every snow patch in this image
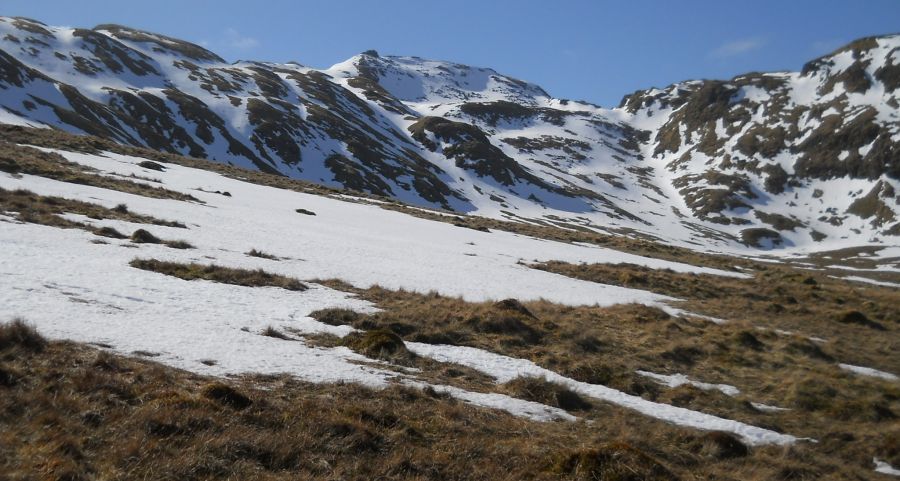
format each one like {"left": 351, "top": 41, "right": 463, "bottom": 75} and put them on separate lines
{"left": 636, "top": 370, "right": 741, "bottom": 396}
{"left": 839, "top": 364, "right": 899, "bottom": 381}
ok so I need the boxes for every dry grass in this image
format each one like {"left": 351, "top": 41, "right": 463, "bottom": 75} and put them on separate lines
{"left": 129, "top": 258, "right": 307, "bottom": 291}
{"left": 3, "top": 121, "right": 899, "bottom": 479}
{"left": 342, "top": 328, "right": 413, "bottom": 362}
{"left": 260, "top": 326, "right": 292, "bottom": 340}
{"left": 0, "top": 140, "right": 200, "bottom": 203}
{"left": 530, "top": 261, "right": 899, "bottom": 371}
{"left": 551, "top": 441, "right": 679, "bottom": 480}
{"left": 0, "top": 318, "right": 46, "bottom": 352}
{"left": 0, "top": 187, "right": 187, "bottom": 230}
{"left": 129, "top": 229, "right": 194, "bottom": 249}
{"left": 502, "top": 376, "right": 593, "bottom": 412}
{"left": 1, "top": 320, "right": 895, "bottom": 480}
{"left": 307, "top": 279, "right": 899, "bottom": 477}
{"left": 246, "top": 248, "right": 280, "bottom": 260}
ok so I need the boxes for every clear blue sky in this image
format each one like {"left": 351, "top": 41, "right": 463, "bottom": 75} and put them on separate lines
{"left": 4, "top": 0, "right": 899, "bottom": 106}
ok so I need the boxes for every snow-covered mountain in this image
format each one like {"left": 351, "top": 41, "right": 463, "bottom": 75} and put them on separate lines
{"left": 0, "top": 16, "right": 897, "bottom": 251}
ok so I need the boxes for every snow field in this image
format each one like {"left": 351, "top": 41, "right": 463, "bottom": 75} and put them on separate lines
{"left": 0, "top": 147, "right": 802, "bottom": 444}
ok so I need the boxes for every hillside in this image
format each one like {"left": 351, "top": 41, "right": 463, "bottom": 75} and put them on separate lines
{"left": 0, "top": 16, "right": 898, "bottom": 251}
{"left": 0, "top": 126, "right": 898, "bottom": 479}
{"left": 1, "top": 15, "right": 899, "bottom": 480}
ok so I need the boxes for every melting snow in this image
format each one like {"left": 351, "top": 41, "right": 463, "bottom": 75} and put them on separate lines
{"left": 636, "top": 370, "right": 741, "bottom": 396}
{"left": 839, "top": 364, "right": 899, "bottom": 382}
{"left": 750, "top": 402, "right": 790, "bottom": 413}
{"left": 408, "top": 343, "right": 797, "bottom": 445}
{"left": 875, "top": 458, "right": 900, "bottom": 476}
{"left": 830, "top": 275, "right": 900, "bottom": 289}
{"left": 0, "top": 147, "right": 802, "bottom": 444}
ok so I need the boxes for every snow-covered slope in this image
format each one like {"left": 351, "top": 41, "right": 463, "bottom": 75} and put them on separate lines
{"left": 0, "top": 16, "right": 897, "bottom": 252}
{"left": 621, "top": 35, "right": 900, "bottom": 249}
{"left": 2, "top": 144, "right": 804, "bottom": 445}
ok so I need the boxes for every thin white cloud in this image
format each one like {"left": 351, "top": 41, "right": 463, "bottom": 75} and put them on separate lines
{"left": 709, "top": 38, "right": 765, "bottom": 58}
{"left": 225, "top": 28, "right": 259, "bottom": 51}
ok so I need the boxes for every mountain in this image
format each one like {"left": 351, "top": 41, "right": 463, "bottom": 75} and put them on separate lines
{"left": 0, "top": 16, "right": 898, "bottom": 251}
{"left": 1, "top": 16, "right": 899, "bottom": 479}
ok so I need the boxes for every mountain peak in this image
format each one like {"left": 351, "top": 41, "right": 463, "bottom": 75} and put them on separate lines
{"left": 326, "top": 52, "right": 550, "bottom": 105}
{"left": 799, "top": 33, "right": 900, "bottom": 83}
{"left": 93, "top": 23, "right": 225, "bottom": 63}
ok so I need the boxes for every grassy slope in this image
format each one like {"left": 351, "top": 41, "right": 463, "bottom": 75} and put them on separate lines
{"left": 1, "top": 126, "right": 898, "bottom": 479}
{"left": 2, "top": 321, "right": 896, "bottom": 481}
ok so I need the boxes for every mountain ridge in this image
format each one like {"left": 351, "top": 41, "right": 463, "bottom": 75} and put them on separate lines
{"left": 0, "top": 16, "right": 897, "bottom": 252}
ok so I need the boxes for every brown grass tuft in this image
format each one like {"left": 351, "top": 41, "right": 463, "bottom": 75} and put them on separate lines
{"left": 0, "top": 141, "right": 199, "bottom": 202}
{"left": 261, "top": 326, "right": 291, "bottom": 340}
{"left": 698, "top": 431, "right": 750, "bottom": 459}
{"left": 138, "top": 160, "right": 167, "bottom": 171}
{"left": 200, "top": 382, "right": 252, "bottom": 410}
{"left": 0, "top": 187, "right": 186, "bottom": 230}
{"left": 246, "top": 248, "right": 279, "bottom": 260}
{"left": 493, "top": 298, "right": 537, "bottom": 318}
{"left": 837, "top": 310, "right": 884, "bottom": 330}
{"left": 552, "top": 442, "right": 679, "bottom": 480}
{"left": 92, "top": 226, "right": 127, "bottom": 239}
{"left": 310, "top": 308, "right": 364, "bottom": 326}
{"left": 343, "top": 329, "right": 411, "bottom": 361}
{"left": 130, "top": 228, "right": 162, "bottom": 243}
{"left": 163, "top": 239, "right": 195, "bottom": 249}
{"left": 0, "top": 318, "right": 47, "bottom": 352}
{"left": 503, "top": 376, "right": 592, "bottom": 412}
{"left": 129, "top": 258, "right": 307, "bottom": 290}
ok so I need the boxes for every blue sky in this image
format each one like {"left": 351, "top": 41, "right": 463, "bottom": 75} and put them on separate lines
{"left": 4, "top": 0, "right": 898, "bottom": 106}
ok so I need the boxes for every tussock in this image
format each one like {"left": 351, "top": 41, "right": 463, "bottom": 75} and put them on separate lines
{"left": 93, "top": 226, "right": 127, "bottom": 239}
{"left": 201, "top": 382, "right": 252, "bottom": 410}
{"left": 343, "top": 329, "right": 411, "bottom": 361}
{"left": 129, "top": 258, "right": 307, "bottom": 290}
{"left": 138, "top": 160, "right": 167, "bottom": 171}
{"left": 261, "top": 326, "right": 291, "bottom": 340}
{"left": 246, "top": 248, "right": 279, "bottom": 260}
{"left": 502, "top": 376, "right": 592, "bottom": 412}
{"left": 0, "top": 318, "right": 47, "bottom": 352}
{"left": 130, "top": 228, "right": 162, "bottom": 244}
{"left": 552, "top": 442, "right": 679, "bottom": 481}
{"left": 310, "top": 308, "right": 363, "bottom": 326}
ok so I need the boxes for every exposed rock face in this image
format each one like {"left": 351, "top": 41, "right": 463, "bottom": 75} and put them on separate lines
{"left": 0, "top": 16, "right": 897, "bottom": 250}
{"left": 620, "top": 35, "right": 900, "bottom": 243}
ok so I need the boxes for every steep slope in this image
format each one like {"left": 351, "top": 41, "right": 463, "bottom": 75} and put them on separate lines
{"left": 0, "top": 17, "right": 468, "bottom": 210}
{"left": 622, "top": 35, "right": 900, "bottom": 247}
{"left": 0, "top": 16, "right": 897, "bottom": 252}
